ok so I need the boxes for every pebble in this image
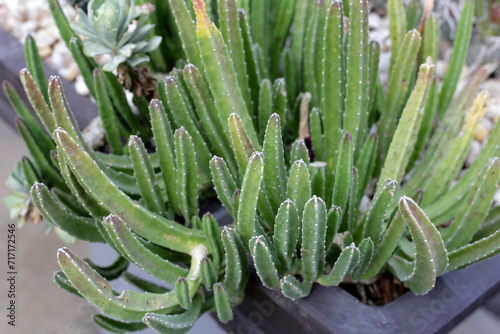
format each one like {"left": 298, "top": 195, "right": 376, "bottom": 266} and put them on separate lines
{"left": 37, "top": 45, "right": 52, "bottom": 58}
{"left": 59, "top": 64, "right": 79, "bottom": 82}
{"left": 475, "top": 123, "right": 490, "bottom": 142}
{"left": 360, "top": 195, "right": 371, "bottom": 212}
{"left": 34, "top": 26, "right": 59, "bottom": 47}
{"left": 74, "top": 75, "right": 89, "bottom": 96}
{"left": 435, "top": 61, "right": 448, "bottom": 80}
{"left": 0, "top": 0, "right": 83, "bottom": 86}
{"left": 480, "top": 117, "right": 493, "bottom": 131}
{"left": 82, "top": 116, "right": 105, "bottom": 150}
{"left": 485, "top": 104, "right": 500, "bottom": 123}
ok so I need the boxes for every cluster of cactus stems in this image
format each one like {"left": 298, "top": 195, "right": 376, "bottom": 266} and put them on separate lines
{"left": 4, "top": 0, "right": 500, "bottom": 332}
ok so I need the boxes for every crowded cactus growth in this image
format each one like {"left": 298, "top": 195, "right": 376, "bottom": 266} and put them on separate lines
{"left": 4, "top": 0, "right": 500, "bottom": 332}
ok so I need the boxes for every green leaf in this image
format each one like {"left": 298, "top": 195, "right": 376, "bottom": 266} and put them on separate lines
{"left": 390, "top": 197, "right": 448, "bottom": 295}
{"left": 262, "top": 114, "right": 287, "bottom": 214}
{"left": 311, "top": 162, "right": 326, "bottom": 199}
{"left": 280, "top": 275, "right": 312, "bottom": 300}
{"left": 93, "top": 315, "right": 147, "bottom": 333}
{"left": 58, "top": 247, "right": 177, "bottom": 321}
{"left": 378, "top": 58, "right": 434, "bottom": 187}
{"left": 331, "top": 132, "right": 353, "bottom": 212}
{"left": 183, "top": 64, "right": 236, "bottom": 171}
{"left": 194, "top": 1, "right": 259, "bottom": 148}
{"left": 202, "top": 213, "right": 224, "bottom": 268}
{"left": 54, "top": 271, "right": 82, "bottom": 298}
{"left": 258, "top": 80, "right": 273, "bottom": 142}
{"left": 422, "top": 91, "right": 488, "bottom": 206}
{"left": 343, "top": 0, "right": 368, "bottom": 145}
{"left": 167, "top": 0, "right": 203, "bottom": 68}
{"left": 362, "top": 179, "right": 397, "bottom": 247}
{"left": 214, "top": 283, "right": 233, "bottom": 323}
{"left": 437, "top": 0, "right": 475, "bottom": 116}
{"left": 287, "top": 160, "right": 311, "bottom": 221}
{"left": 2, "top": 81, "right": 55, "bottom": 155}
{"left": 362, "top": 211, "right": 405, "bottom": 279}
{"left": 24, "top": 35, "right": 49, "bottom": 104}
{"left": 229, "top": 113, "right": 256, "bottom": 180}
{"left": 218, "top": 0, "right": 252, "bottom": 113}
{"left": 143, "top": 294, "right": 203, "bottom": 333}
{"left": 250, "top": 235, "right": 281, "bottom": 290}
{"left": 200, "top": 257, "right": 218, "bottom": 290}
{"left": 54, "top": 129, "right": 206, "bottom": 254}
{"left": 301, "top": 196, "right": 327, "bottom": 282}
{"left": 273, "top": 200, "right": 300, "bottom": 273}
{"left": 322, "top": 1, "right": 343, "bottom": 181}
{"left": 165, "top": 76, "right": 211, "bottom": 179}
{"left": 175, "top": 128, "right": 200, "bottom": 224}
{"left": 104, "top": 215, "right": 188, "bottom": 285}
{"left": 48, "top": 0, "right": 78, "bottom": 45}
{"left": 447, "top": 228, "right": 500, "bottom": 272}
{"left": 388, "top": 0, "right": 407, "bottom": 69}
{"left": 378, "top": 29, "right": 421, "bottom": 167}
{"left": 16, "top": 119, "right": 66, "bottom": 191}
{"left": 443, "top": 157, "right": 500, "bottom": 250}
{"left": 318, "top": 244, "right": 360, "bottom": 286}
{"left": 221, "top": 227, "right": 249, "bottom": 304}
{"left": 350, "top": 238, "right": 374, "bottom": 280}
{"left": 69, "top": 38, "right": 97, "bottom": 98}
{"left": 128, "top": 136, "right": 165, "bottom": 216}
{"left": 20, "top": 69, "right": 56, "bottom": 135}
{"left": 149, "top": 99, "right": 179, "bottom": 214}
{"left": 94, "top": 68, "right": 122, "bottom": 154}
{"left": 175, "top": 277, "right": 192, "bottom": 310}
{"left": 309, "top": 108, "right": 325, "bottom": 162}
{"left": 237, "top": 152, "right": 264, "bottom": 245}
{"left": 210, "top": 157, "right": 238, "bottom": 216}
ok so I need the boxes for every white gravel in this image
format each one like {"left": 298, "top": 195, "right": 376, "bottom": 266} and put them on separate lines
{"left": 0, "top": 0, "right": 88, "bottom": 94}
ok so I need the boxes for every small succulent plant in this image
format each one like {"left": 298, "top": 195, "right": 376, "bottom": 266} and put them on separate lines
{"left": 4, "top": 0, "right": 500, "bottom": 333}
{"left": 71, "top": 0, "right": 162, "bottom": 71}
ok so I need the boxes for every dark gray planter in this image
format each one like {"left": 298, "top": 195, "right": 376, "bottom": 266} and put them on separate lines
{"left": 217, "top": 248, "right": 500, "bottom": 334}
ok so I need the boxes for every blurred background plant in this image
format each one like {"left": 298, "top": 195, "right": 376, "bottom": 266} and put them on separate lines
{"left": 2, "top": 0, "right": 500, "bottom": 332}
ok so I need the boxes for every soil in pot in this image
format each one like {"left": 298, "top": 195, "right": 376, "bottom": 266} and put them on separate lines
{"left": 340, "top": 272, "right": 409, "bottom": 306}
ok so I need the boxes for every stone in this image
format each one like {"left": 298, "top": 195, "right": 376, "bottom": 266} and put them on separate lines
{"left": 474, "top": 123, "right": 490, "bottom": 142}
{"left": 485, "top": 104, "right": 500, "bottom": 123}
{"left": 74, "top": 75, "right": 89, "bottom": 96}
{"left": 59, "top": 64, "right": 79, "bottom": 82}
{"left": 38, "top": 45, "right": 52, "bottom": 58}
{"left": 480, "top": 117, "right": 493, "bottom": 131}
{"left": 34, "top": 26, "right": 59, "bottom": 48}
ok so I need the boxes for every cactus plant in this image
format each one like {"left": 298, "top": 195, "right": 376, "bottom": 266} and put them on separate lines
{"left": 4, "top": 0, "right": 500, "bottom": 332}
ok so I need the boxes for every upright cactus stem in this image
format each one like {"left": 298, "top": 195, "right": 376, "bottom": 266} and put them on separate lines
{"left": 378, "top": 57, "right": 434, "bottom": 188}
{"left": 193, "top": 0, "right": 260, "bottom": 149}
{"left": 343, "top": 0, "right": 368, "bottom": 150}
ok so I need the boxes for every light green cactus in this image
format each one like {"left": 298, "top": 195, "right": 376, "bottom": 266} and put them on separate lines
{"left": 4, "top": 0, "right": 500, "bottom": 333}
